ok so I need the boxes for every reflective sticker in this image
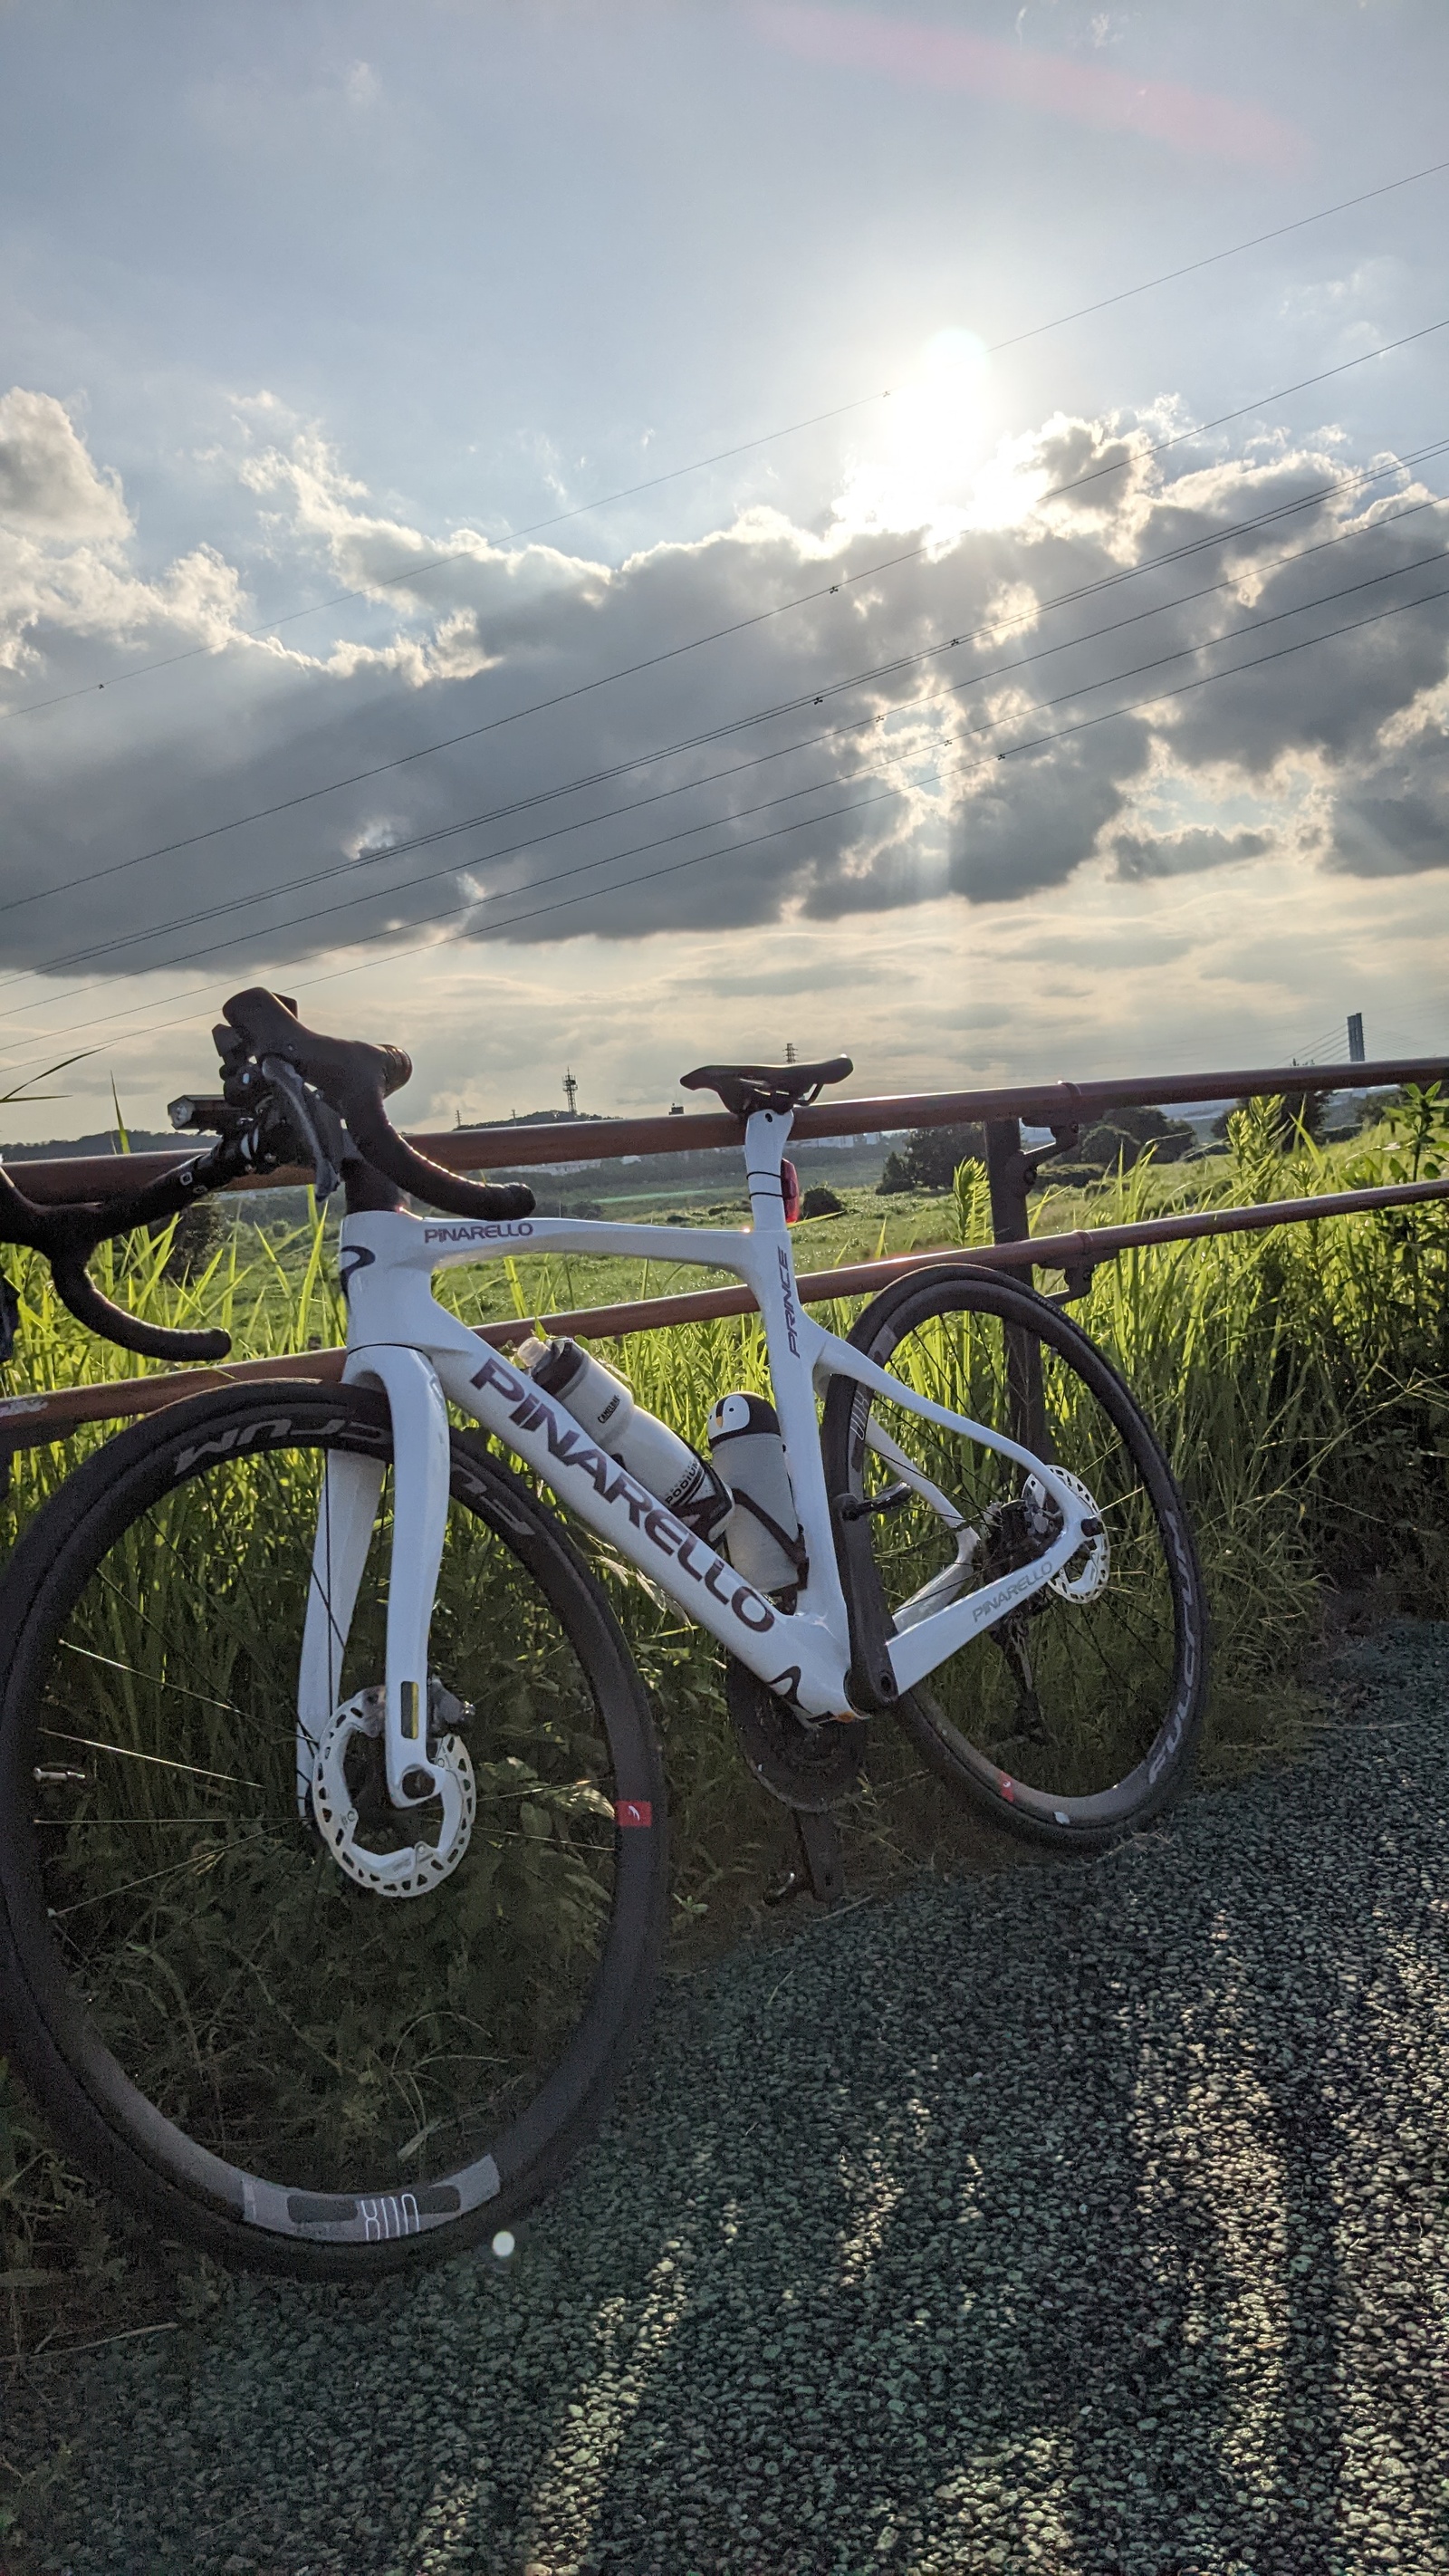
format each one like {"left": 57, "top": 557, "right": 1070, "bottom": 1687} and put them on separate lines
{"left": 615, "top": 1799, "right": 653, "bottom": 1829}
{"left": 999, "top": 1774, "right": 1015, "bottom": 1802}
{"left": 401, "top": 1680, "right": 421, "bottom": 1741}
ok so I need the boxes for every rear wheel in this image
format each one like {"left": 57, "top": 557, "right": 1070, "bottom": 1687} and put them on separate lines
{"left": 0, "top": 1382, "right": 667, "bottom": 2276}
{"left": 820, "top": 1266, "right": 1207, "bottom": 1849}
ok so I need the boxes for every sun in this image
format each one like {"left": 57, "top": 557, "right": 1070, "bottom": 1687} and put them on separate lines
{"left": 892, "top": 327, "right": 991, "bottom": 478}
{"left": 840, "top": 328, "right": 994, "bottom": 537}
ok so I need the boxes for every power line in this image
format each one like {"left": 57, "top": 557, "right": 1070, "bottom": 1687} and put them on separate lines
{"left": 5, "top": 315, "right": 1448, "bottom": 933}
{"left": 1, "top": 393, "right": 896, "bottom": 724}
{"left": 251, "top": 578, "right": 1449, "bottom": 956}
{"left": 9, "top": 149, "right": 1449, "bottom": 727}
{"left": 5, "top": 468, "right": 1445, "bottom": 1035}
{"left": 999, "top": 574, "right": 1449, "bottom": 762}
{"left": 986, "top": 154, "right": 1449, "bottom": 352}
{"left": 8, "top": 551, "right": 1449, "bottom": 1081}
{"left": 248, "top": 545, "right": 1449, "bottom": 946}
{"left": 9, "top": 475, "right": 1444, "bottom": 998}
{"left": 1288, "top": 1015, "right": 1354, "bottom": 1063}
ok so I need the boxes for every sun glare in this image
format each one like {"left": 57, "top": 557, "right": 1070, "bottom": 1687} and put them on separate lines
{"left": 838, "top": 327, "right": 994, "bottom": 539}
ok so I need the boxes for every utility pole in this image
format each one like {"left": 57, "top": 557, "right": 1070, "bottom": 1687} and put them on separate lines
{"left": 562, "top": 1069, "right": 579, "bottom": 1117}
{"left": 1347, "top": 1012, "right": 1366, "bottom": 1064}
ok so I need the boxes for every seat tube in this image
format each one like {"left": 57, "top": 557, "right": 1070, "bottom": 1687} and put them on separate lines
{"left": 744, "top": 1107, "right": 836, "bottom": 1564}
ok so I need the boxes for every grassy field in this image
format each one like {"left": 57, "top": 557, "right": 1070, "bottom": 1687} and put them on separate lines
{"left": 1, "top": 1093, "right": 1446, "bottom": 2383}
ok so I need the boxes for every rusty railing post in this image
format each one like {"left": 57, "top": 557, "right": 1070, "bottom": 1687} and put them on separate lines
{"left": 984, "top": 1118, "right": 1048, "bottom": 1457}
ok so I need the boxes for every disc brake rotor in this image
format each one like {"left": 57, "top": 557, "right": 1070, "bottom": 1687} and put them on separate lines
{"left": 312, "top": 1686, "right": 475, "bottom": 1898}
{"left": 1025, "top": 1469, "right": 1110, "bottom": 1604}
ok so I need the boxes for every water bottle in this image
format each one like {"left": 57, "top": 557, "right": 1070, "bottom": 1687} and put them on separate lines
{"left": 706, "top": 1392, "right": 806, "bottom": 1594}
{"left": 517, "top": 1337, "right": 733, "bottom": 1545}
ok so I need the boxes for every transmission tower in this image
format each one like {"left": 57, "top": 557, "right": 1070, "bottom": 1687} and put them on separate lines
{"left": 562, "top": 1069, "right": 579, "bottom": 1116}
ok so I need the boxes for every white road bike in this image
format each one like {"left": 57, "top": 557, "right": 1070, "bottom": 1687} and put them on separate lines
{"left": 0, "top": 990, "right": 1206, "bottom": 2277}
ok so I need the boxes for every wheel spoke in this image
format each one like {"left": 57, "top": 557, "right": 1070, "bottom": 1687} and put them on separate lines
{"left": 5, "top": 1393, "right": 659, "bottom": 2258}
{"left": 821, "top": 1278, "right": 1204, "bottom": 1834}
{"left": 58, "top": 1642, "right": 242, "bottom": 1716}
{"left": 38, "top": 1721, "right": 263, "bottom": 1789}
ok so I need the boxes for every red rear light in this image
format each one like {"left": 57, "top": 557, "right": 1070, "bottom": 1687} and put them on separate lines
{"left": 782, "top": 1158, "right": 801, "bottom": 1223}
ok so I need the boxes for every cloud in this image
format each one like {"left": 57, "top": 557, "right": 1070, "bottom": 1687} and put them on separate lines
{"left": 1112, "top": 824, "right": 1271, "bottom": 879}
{"left": 0, "top": 389, "right": 130, "bottom": 542}
{"left": 750, "top": 6, "right": 1304, "bottom": 164}
{"left": 1327, "top": 737, "right": 1449, "bottom": 875}
{"left": 344, "top": 61, "right": 379, "bottom": 111}
{"left": 0, "top": 388, "right": 248, "bottom": 683}
{"left": 1, "top": 393, "right": 1447, "bottom": 1021}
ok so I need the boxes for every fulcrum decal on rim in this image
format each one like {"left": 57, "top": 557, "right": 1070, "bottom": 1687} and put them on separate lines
{"left": 176, "top": 1417, "right": 306, "bottom": 1475}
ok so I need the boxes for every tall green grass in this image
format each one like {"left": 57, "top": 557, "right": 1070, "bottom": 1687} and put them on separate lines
{"left": 1, "top": 1099, "right": 1447, "bottom": 2360}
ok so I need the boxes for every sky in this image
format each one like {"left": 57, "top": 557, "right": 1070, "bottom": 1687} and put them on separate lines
{"left": 2, "top": 0, "right": 1448, "bottom": 1139}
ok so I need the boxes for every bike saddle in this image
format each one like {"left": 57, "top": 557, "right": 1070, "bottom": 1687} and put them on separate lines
{"left": 679, "top": 1057, "right": 853, "bottom": 1118}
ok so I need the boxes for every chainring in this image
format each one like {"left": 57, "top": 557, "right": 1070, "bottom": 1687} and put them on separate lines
{"left": 724, "top": 1657, "right": 864, "bottom": 1812}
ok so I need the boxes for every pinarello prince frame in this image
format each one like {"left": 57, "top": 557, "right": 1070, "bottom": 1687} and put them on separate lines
{"left": 291, "top": 1103, "right": 1097, "bottom": 1822}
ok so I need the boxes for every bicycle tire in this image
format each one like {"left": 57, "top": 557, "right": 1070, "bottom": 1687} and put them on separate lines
{"left": 820, "top": 1264, "right": 1207, "bottom": 1850}
{"left": 0, "top": 1381, "right": 667, "bottom": 2279}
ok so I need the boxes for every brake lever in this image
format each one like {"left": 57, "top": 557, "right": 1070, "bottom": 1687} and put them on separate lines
{"left": 260, "top": 1058, "right": 345, "bottom": 1203}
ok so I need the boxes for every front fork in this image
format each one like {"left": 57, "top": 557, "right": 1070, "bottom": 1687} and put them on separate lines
{"left": 295, "top": 1345, "right": 451, "bottom": 1817}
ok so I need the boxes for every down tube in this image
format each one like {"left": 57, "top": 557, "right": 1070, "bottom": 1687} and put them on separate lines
{"left": 430, "top": 1340, "right": 851, "bottom": 1716}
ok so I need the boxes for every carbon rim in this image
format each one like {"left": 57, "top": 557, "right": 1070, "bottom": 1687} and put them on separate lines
{"left": 0, "top": 1387, "right": 665, "bottom": 2256}
{"left": 823, "top": 1272, "right": 1205, "bottom": 1840}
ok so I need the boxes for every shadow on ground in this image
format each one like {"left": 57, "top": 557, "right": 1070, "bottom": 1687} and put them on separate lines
{"left": 10, "top": 1624, "right": 1449, "bottom": 2576}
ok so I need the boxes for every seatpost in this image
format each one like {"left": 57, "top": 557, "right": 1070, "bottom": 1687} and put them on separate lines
{"left": 744, "top": 1107, "right": 792, "bottom": 1231}
{"left": 984, "top": 1118, "right": 1049, "bottom": 1460}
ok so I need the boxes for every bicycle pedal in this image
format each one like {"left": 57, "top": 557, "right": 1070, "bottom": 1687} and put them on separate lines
{"left": 837, "top": 1480, "right": 912, "bottom": 1523}
{"left": 763, "top": 1864, "right": 807, "bottom": 1908}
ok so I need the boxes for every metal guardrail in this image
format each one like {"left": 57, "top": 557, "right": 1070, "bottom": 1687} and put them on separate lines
{"left": 0, "top": 1052, "right": 1445, "bottom": 1454}
{"left": 7, "top": 1051, "right": 1449, "bottom": 1202}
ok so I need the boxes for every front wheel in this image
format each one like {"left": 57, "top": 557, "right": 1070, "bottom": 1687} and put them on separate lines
{"left": 0, "top": 1382, "right": 667, "bottom": 2278}
{"left": 820, "top": 1265, "right": 1207, "bottom": 1850}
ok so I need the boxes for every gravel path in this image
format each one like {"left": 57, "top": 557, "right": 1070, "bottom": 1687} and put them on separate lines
{"left": 13, "top": 1621, "right": 1449, "bottom": 2576}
